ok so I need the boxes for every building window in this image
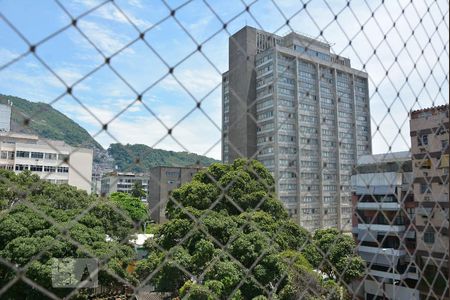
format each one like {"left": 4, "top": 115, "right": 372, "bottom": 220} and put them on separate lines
{"left": 44, "top": 153, "right": 58, "bottom": 160}
{"left": 406, "top": 207, "right": 415, "bottom": 221}
{"left": 418, "top": 134, "right": 428, "bottom": 146}
{"left": 15, "top": 164, "right": 29, "bottom": 171}
{"left": 31, "top": 152, "right": 44, "bottom": 159}
{"left": 16, "top": 151, "right": 30, "bottom": 158}
{"left": 424, "top": 231, "right": 435, "bottom": 244}
{"left": 420, "top": 183, "right": 431, "bottom": 194}
{"left": 166, "top": 171, "right": 180, "bottom": 177}
{"left": 30, "top": 165, "right": 43, "bottom": 172}
{"left": 57, "top": 166, "right": 69, "bottom": 173}
{"left": 44, "top": 166, "right": 56, "bottom": 173}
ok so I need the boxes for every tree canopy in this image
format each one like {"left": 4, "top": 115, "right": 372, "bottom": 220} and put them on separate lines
{"left": 136, "top": 159, "right": 364, "bottom": 299}
{"left": 0, "top": 170, "right": 140, "bottom": 299}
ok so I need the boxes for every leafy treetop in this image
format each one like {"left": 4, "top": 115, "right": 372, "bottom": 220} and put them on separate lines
{"left": 135, "top": 159, "right": 364, "bottom": 299}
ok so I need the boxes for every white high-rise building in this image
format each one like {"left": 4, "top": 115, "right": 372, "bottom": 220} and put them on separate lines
{"left": 0, "top": 103, "right": 12, "bottom": 132}
{"left": 222, "top": 26, "right": 372, "bottom": 231}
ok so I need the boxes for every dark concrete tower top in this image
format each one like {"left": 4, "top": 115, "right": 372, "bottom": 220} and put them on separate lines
{"left": 227, "top": 26, "right": 281, "bottom": 160}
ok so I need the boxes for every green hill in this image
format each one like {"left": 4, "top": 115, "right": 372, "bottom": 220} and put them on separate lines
{"left": 0, "top": 94, "right": 103, "bottom": 151}
{"left": 108, "top": 143, "right": 219, "bottom": 172}
{"left": 0, "top": 94, "right": 219, "bottom": 172}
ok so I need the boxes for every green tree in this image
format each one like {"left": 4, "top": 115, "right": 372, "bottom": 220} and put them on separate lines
{"left": 0, "top": 169, "right": 137, "bottom": 299}
{"left": 306, "top": 228, "right": 365, "bottom": 283}
{"left": 130, "top": 181, "right": 147, "bottom": 199}
{"left": 110, "top": 192, "right": 148, "bottom": 224}
{"left": 135, "top": 159, "right": 360, "bottom": 299}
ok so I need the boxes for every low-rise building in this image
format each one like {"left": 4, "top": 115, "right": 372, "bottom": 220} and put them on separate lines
{"left": 352, "top": 151, "right": 419, "bottom": 300}
{"left": 100, "top": 171, "right": 149, "bottom": 200}
{"left": 148, "top": 166, "right": 203, "bottom": 223}
{"left": 0, "top": 132, "right": 93, "bottom": 193}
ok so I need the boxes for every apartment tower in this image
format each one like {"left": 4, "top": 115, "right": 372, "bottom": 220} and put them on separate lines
{"left": 351, "top": 152, "right": 419, "bottom": 299}
{"left": 410, "top": 104, "right": 449, "bottom": 298}
{"left": 222, "top": 26, "right": 371, "bottom": 231}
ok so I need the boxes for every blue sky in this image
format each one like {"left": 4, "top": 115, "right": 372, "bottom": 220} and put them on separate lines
{"left": 0, "top": 0, "right": 448, "bottom": 159}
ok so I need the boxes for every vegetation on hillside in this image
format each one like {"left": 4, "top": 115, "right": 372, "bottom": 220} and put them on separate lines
{"left": 0, "top": 94, "right": 103, "bottom": 151}
{"left": 108, "top": 143, "right": 218, "bottom": 172}
{"left": 0, "top": 94, "right": 218, "bottom": 170}
{"left": 0, "top": 170, "right": 147, "bottom": 299}
{"left": 136, "top": 159, "right": 364, "bottom": 299}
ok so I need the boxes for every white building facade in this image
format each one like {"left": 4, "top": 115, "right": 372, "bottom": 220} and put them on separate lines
{"left": 0, "top": 103, "right": 12, "bottom": 132}
{"left": 100, "top": 171, "right": 149, "bottom": 200}
{"left": 0, "top": 132, "right": 93, "bottom": 193}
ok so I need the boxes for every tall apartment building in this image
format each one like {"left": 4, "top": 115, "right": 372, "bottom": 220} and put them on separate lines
{"left": 148, "top": 166, "right": 203, "bottom": 223}
{"left": 100, "top": 171, "right": 149, "bottom": 200}
{"left": 0, "top": 103, "right": 12, "bottom": 132}
{"left": 222, "top": 26, "right": 371, "bottom": 231}
{"left": 352, "top": 152, "right": 419, "bottom": 300}
{"left": 410, "top": 104, "right": 449, "bottom": 299}
{"left": 0, "top": 132, "right": 93, "bottom": 192}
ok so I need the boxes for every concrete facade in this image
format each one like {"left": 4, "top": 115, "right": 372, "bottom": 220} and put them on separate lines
{"left": 351, "top": 151, "right": 419, "bottom": 300}
{"left": 100, "top": 171, "right": 149, "bottom": 200}
{"left": 0, "top": 103, "right": 11, "bottom": 132}
{"left": 0, "top": 132, "right": 93, "bottom": 193}
{"left": 148, "top": 166, "right": 203, "bottom": 223}
{"left": 222, "top": 26, "right": 371, "bottom": 231}
{"left": 410, "top": 104, "right": 449, "bottom": 299}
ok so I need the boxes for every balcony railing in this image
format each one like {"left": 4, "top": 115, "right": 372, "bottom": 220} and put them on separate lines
{"left": 357, "top": 202, "right": 401, "bottom": 210}
{"left": 358, "top": 224, "right": 406, "bottom": 232}
{"left": 358, "top": 246, "right": 406, "bottom": 256}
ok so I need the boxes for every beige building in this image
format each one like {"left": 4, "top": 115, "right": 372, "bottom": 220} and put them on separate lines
{"left": 100, "top": 171, "right": 149, "bottom": 200}
{"left": 0, "top": 132, "right": 93, "bottom": 193}
{"left": 410, "top": 104, "right": 449, "bottom": 299}
{"left": 148, "top": 166, "right": 203, "bottom": 223}
{"left": 222, "top": 26, "right": 371, "bottom": 231}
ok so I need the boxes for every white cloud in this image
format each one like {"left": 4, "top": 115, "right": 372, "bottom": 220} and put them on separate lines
{"left": 56, "top": 100, "right": 221, "bottom": 159}
{"left": 93, "top": 3, "right": 152, "bottom": 29}
{"left": 77, "top": 20, "right": 135, "bottom": 56}
{"left": 161, "top": 68, "right": 222, "bottom": 99}
{"left": 0, "top": 48, "right": 21, "bottom": 66}
{"left": 74, "top": 0, "right": 151, "bottom": 28}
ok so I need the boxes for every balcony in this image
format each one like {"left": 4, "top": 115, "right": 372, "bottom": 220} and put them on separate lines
{"left": 368, "top": 269, "right": 407, "bottom": 281}
{"left": 359, "top": 246, "right": 406, "bottom": 267}
{"left": 357, "top": 202, "right": 401, "bottom": 210}
{"left": 358, "top": 224, "right": 405, "bottom": 233}
{"left": 364, "top": 280, "right": 420, "bottom": 300}
{"left": 358, "top": 246, "right": 406, "bottom": 256}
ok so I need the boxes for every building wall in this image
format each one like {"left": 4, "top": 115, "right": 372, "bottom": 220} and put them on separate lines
{"left": 351, "top": 152, "right": 418, "bottom": 300}
{"left": 100, "top": 172, "right": 149, "bottom": 199}
{"left": 222, "top": 72, "right": 230, "bottom": 163}
{"left": 68, "top": 149, "right": 93, "bottom": 193}
{"left": 223, "top": 26, "right": 371, "bottom": 232}
{"left": 410, "top": 105, "right": 449, "bottom": 296}
{"left": 0, "top": 133, "right": 93, "bottom": 193}
{"left": 227, "top": 27, "right": 258, "bottom": 161}
{"left": 148, "top": 166, "right": 202, "bottom": 223}
{"left": 0, "top": 104, "right": 11, "bottom": 132}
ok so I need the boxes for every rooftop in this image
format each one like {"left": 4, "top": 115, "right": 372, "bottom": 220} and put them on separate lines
{"left": 357, "top": 151, "right": 411, "bottom": 165}
{"left": 411, "top": 104, "right": 449, "bottom": 118}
